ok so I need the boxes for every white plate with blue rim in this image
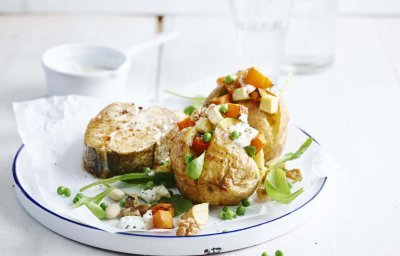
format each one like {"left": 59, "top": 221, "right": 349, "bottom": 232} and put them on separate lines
{"left": 12, "top": 74, "right": 332, "bottom": 256}
{"left": 13, "top": 124, "right": 328, "bottom": 256}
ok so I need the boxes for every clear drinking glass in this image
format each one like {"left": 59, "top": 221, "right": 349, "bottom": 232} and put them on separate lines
{"left": 230, "top": 0, "right": 293, "bottom": 82}
{"left": 283, "top": 0, "right": 337, "bottom": 74}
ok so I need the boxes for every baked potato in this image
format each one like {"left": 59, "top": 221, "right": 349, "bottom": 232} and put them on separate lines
{"left": 170, "top": 104, "right": 263, "bottom": 205}
{"left": 170, "top": 127, "right": 260, "bottom": 206}
{"left": 204, "top": 67, "right": 289, "bottom": 162}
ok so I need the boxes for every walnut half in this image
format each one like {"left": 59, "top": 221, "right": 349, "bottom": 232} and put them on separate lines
{"left": 176, "top": 217, "right": 200, "bottom": 236}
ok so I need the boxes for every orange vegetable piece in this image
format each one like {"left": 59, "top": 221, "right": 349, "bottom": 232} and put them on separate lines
{"left": 212, "top": 94, "right": 232, "bottom": 105}
{"left": 177, "top": 117, "right": 195, "bottom": 130}
{"left": 153, "top": 210, "right": 174, "bottom": 229}
{"left": 191, "top": 135, "right": 209, "bottom": 155}
{"left": 151, "top": 203, "right": 174, "bottom": 216}
{"left": 225, "top": 103, "right": 248, "bottom": 119}
{"left": 251, "top": 131, "right": 267, "bottom": 153}
{"left": 244, "top": 67, "right": 273, "bottom": 89}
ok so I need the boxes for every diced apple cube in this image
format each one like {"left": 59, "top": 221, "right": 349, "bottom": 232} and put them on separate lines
{"left": 232, "top": 87, "right": 250, "bottom": 101}
{"left": 206, "top": 106, "right": 224, "bottom": 125}
{"left": 259, "top": 94, "right": 279, "bottom": 114}
{"left": 195, "top": 117, "right": 213, "bottom": 133}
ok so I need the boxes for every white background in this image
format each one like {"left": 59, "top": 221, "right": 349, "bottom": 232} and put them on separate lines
{"left": 1, "top": 0, "right": 400, "bottom": 255}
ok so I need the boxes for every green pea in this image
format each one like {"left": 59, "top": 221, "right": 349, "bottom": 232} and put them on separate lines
{"left": 225, "top": 75, "right": 234, "bottom": 84}
{"left": 143, "top": 167, "right": 151, "bottom": 172}
{"left": 236, "top": 206, "right": 245, "bottom": 216}
{"left": 57, "top": 186, "right": 65, "bottom": 195}
{"left": 230, "top": 130, "right": 239, "bottom": 140}
{"left": 73, "top": 196, "right": 79, "bottom": 204}
{"left": 184, "top": 105, "right": 196, "bottom": 116}
{"left": 275, "top": 250, "right": 284, "bottom": 256}
{"left": 120, "top": 200, "right": 126, "bottom": 208}
{"left": 242, "top": 198, "right": 250, "bottom": 207}
{"left": 75, "top": 193, "right": 84, "bottom": 199}
{"left": 222, "top": 206, "right": 229, "bottom": 212}
{"left": 100, "top": 202, "right": 108, "bottom": 211}
{"left": 219, "top": 104, "right": 228, "bottom": 113}
{"left": 64, "top": 188, "right": 71, "bottom": 197}
{"left": 262, "top": 252, "right": 268, "bottom": 256}
{"left": 203, "top": 133, "right": 212, "bottom": 142}
{"left": 224, "top": 209, "right": 236, "bottom": 220}
{"left": 219, "top": 211, "right": 226, "bottom": 220}
{"left": 245, "top": 146, "right": 256, "bottom": 157}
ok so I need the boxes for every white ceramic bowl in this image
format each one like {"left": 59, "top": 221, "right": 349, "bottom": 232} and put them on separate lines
{"left": 42, "top": 44, "right": 131, "bottom": 99}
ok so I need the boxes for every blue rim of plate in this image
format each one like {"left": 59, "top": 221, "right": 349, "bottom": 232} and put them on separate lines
{"left": 12, "top": 127, "right": 327, "bottom": 239}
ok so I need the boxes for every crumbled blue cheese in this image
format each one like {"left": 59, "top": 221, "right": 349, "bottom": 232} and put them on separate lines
{"left": 142, "top": 210, "right": 153, "bottom": 230}
{"left": 229, "top": 122, "right": 258, "bottom": 148}
{"left": 140, "top": 185, "right": 170, "bottom": 203}
{"left": 238, "top": 114, "right": 248, "bottom": 123}
{"left": 119, "top": 216, "right": 146, "bottom": 231}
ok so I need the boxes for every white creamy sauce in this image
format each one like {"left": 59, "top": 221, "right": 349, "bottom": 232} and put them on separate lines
{"left": 229, "top": 122, "right": 258, "bottom": 148}
{"left": 57, "top": 61, "right": 114, "bottom": 74}
{"left": 238, "top": 114, "right": 248, "bottom": 123}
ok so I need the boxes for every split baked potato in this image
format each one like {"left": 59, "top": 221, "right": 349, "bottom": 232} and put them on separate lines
{"left": 170, "top": 104, "right": 262, "bottom": 205}
{"left": 204, "top": 67, "right": 289, "bottom": 162}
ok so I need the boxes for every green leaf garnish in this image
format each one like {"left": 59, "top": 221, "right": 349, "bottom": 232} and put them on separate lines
{"left": 85, "top": 202, "right": 107, "bottom": 219}
{"left": 73, "top": 187, "right": 114, "bottom": 208}
{"left": 185, "top": 155, "right": 194, "bottom": 164}
{"left": 184, "top": 105, "right": 196, "bottom": 115}
{"left": 265, "top": 168, "right": 304, "bottom": 204}
{"left": 80, "top": 170, "right": 175, "bottom": 191}
{"left": 164, "top": 90, "right": 206, "bottom": 107}
{"left": 187, "top": 152, "right": 205, "bottom": 180}
{"left": 266, "top": 137, "right": 312, "bottom": 171}
{"left": 159, "top": 196, "right": 193, "bottom": 216}
{"left": 244, "top": 146, "right": 256, "bottom": 157}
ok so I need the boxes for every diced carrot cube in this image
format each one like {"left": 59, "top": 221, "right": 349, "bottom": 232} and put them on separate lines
{"left": 153, "top": 210, "right": 174, "bottom": 229}
{"left": 244, "top": 67, "right": 273, "bottom": 89}
{"left": 151, "top": 203, "right": 174, "bottom": 216}
{"left": 225, "top": 103, "right": 248, "bottom": 119}
{"left": 212, "top": 94, "right": 232, "bottom": 105}
{"left": 191, "top": 135, "right": 209, "bottom": 155}
{"left": 251, "top": 131, "right": 266, "bottom": 153}
{"left": 177, "top": 117, "right": 195, "bottom": 130}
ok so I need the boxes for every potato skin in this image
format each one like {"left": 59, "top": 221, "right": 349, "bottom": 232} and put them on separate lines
{"left": 170, "top": 128, "right": 260, "bottom": 206}
{"left": 241, "top": 99, "right": 289, "bottom": 161}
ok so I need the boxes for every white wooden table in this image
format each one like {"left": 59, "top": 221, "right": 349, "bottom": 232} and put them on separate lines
{"left": 1, "top": 2, "right": 400, "bottom": 255}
